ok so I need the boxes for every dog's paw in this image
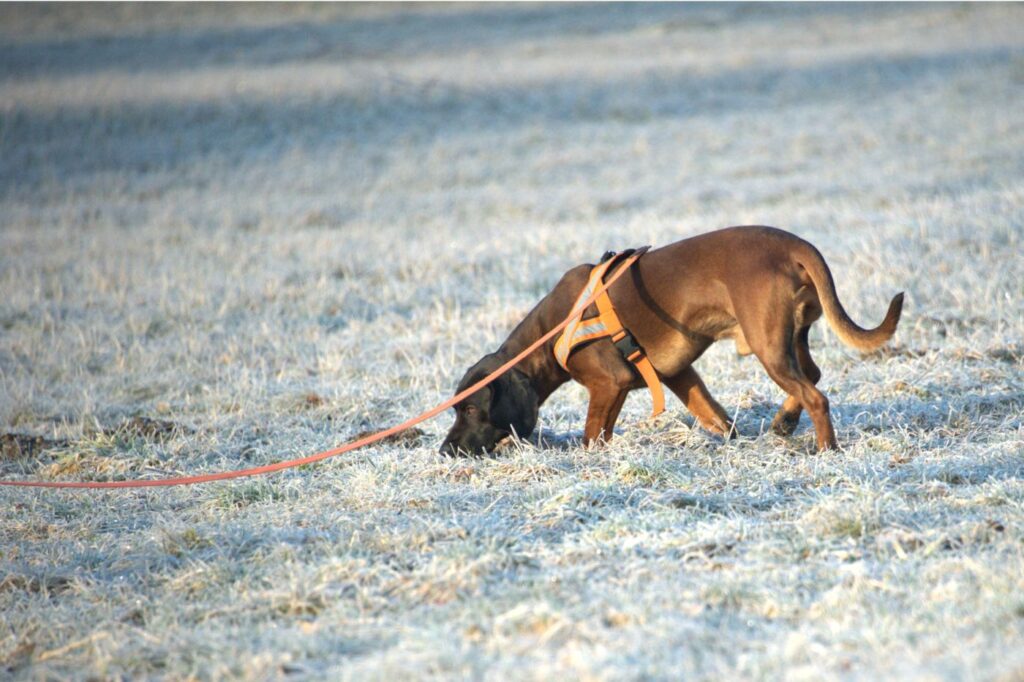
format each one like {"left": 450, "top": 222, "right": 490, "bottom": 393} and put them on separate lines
{"left": 697, "top": 417, "right": 734, "bottom": 438}
{"left": 771, "top": 411, "right": 801, "bottom": 437}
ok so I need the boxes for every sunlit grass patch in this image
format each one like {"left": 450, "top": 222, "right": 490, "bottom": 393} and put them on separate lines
{"left": 214, "top": 482, "right": 285, "bottom": 509}
{"left": 40, "top": 433, "right": 139, "bottom": 481}
{"left": 160, "top": 527, "right": 214, "bottom": 558}
{"left": 615, "top": 460, "right": 672, "bottom": 486}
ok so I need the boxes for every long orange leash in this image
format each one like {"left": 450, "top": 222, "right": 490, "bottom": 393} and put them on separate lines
{"left": 0, "top": 247, "right": 650, "bottom": 489}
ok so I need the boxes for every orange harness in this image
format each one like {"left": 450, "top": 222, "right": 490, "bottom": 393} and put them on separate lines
{"left": 553, "top": 250, "right": 666, "bottom": 418}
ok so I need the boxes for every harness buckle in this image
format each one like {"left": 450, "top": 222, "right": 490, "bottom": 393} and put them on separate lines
{"left": 613, "top": 331, "right": 643, "bottom": 360}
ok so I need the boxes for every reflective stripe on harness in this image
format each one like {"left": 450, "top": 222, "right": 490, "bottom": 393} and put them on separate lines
{"left": 553, "top": 250, "right": 666, "bottom": 418}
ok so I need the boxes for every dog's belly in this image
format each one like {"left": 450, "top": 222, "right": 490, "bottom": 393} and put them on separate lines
{"left": 646, "top": 309, "right": 746, "bottom": 376}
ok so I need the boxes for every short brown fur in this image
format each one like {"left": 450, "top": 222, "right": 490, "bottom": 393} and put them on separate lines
{"left": 441, "top": 226, "right": 904, "bottom": 454}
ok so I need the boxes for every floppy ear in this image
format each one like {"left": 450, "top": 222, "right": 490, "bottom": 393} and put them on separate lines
{"left": 489, "top": 369, "right": 539, "bottom": 440}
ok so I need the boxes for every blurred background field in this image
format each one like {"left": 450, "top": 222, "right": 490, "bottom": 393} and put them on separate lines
{"left": 1, "top": 3, "right": 1023, "bottom": 679}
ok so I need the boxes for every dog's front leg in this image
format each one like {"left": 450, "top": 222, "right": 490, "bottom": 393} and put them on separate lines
{"left": 582, "top": 386, "right": 628, "bottom": 447}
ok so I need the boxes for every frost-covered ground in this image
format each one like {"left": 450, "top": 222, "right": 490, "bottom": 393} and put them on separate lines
{"left": 2, "top": 3, "right": 1023, "bottom": 679}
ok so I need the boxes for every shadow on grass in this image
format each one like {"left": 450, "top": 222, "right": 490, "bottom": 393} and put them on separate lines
{"left": 0, "top": 3, "right": 927, "bottom": 80}
{"left": 4, "top": 34, "right": 1018, "bottom": 200}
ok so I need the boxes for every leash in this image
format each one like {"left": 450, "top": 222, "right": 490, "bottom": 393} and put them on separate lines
{"left": 0, "top": 247, "right": 651, "bottom": 489}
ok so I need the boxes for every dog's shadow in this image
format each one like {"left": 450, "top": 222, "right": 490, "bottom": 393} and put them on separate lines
{"left": 425, "top": 389, "right": 1023, "bottom": 554}
{"left": 503, "top": 387, "right": 1023, "bottom": 455}
{"left": 523, "top": 428, "right": 587, "bottom": 452}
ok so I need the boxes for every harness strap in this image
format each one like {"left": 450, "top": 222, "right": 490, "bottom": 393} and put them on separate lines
{"left": 554, "top": 251, "right": 666, "bottom": 418}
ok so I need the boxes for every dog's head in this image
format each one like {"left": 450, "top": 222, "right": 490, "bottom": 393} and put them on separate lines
{"left": 440, "top": 355, "right": 539, "bottom": 457}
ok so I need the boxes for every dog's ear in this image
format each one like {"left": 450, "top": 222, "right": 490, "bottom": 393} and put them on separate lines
{"left": 489, "top": 369, "right": 539, "bottom": 440}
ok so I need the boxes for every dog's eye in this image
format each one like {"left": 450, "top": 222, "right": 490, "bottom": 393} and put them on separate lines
{"left": 464, "top": 405, "right": 478, "bottom": 417}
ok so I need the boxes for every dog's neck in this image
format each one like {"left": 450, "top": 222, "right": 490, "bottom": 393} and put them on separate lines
{"left": 493, "top": 303, "right": 572, "bottom": 406}
{"left": 496, "top": 342, "right": 566, "bottom": 406}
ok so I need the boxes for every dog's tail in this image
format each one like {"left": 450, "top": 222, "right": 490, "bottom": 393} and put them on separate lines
{"left": 794, "top": 243, "right": 904, "bottom": 353}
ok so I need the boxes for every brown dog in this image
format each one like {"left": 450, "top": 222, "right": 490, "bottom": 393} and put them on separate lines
{"left": 440, "top": 226, "right": 903, "bottom": 455}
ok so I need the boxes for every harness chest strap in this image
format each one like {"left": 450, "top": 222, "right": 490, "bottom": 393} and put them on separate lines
{"left": 553, "top": 252, "right": 666, "bottom": 418}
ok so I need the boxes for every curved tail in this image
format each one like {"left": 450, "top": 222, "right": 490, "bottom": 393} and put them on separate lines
{"left": 795, "top": 244, "right": 904, "bottom": 352}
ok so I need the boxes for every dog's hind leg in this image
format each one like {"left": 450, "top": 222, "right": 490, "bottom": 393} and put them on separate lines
{"left": 743, "top": 312, "right": 837, "bottom": 451}
{"left": 663, "top": 366, "right": 733, "bottom": 437}
{"left": 770, "top": 326, "right": 821, "bottom": 436}
{"left": 764, "top": 364, "right": 834, "bottom": 451}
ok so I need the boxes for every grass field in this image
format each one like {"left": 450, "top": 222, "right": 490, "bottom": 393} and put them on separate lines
{"left": 2, "top": 3, "right": 1023, "bottom": 679}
